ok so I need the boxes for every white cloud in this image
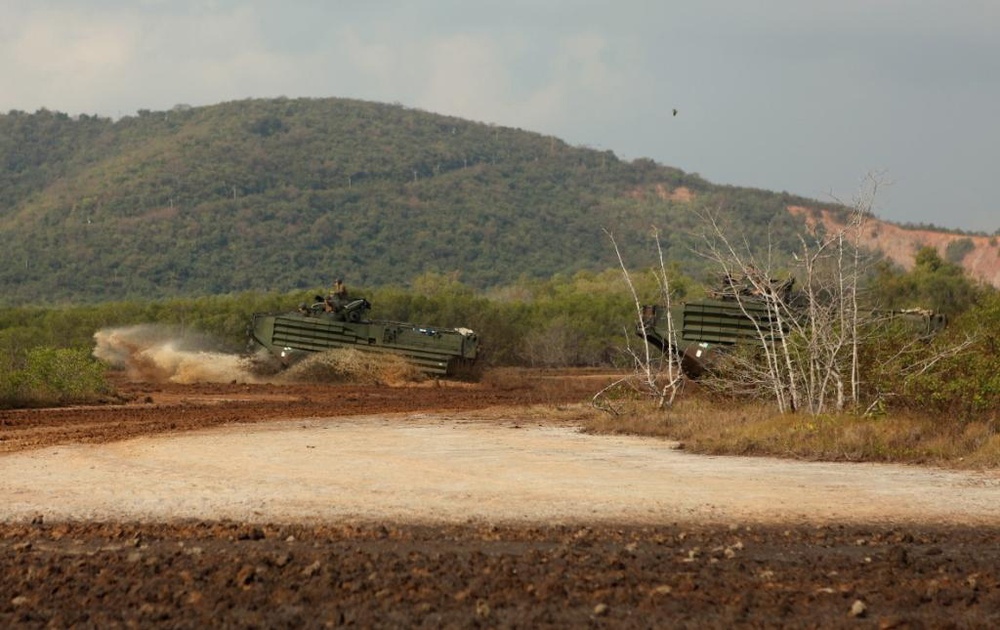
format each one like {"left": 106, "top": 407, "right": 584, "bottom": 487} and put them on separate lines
{"left": 413, "top": 30, "right": 641, "bottom": 138}
{"left": 552, "top": 33, "right": 612, "bottom": 93}
{"left": 337, "top": 28, "right": 398, "bottom": 87}
{"left": 2, "top": 8, "right": 139, "bottom": 112}
{"left": 417, "top": 34, "right": 516, "bottom": 124}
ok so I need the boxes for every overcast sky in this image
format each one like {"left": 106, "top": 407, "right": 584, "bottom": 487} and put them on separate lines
{"left": 2, "top": 0, "right": 997, "bottom": 232}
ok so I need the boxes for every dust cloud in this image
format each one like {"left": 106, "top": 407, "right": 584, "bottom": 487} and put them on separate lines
{"left": 92, "top": 326, "right": 425, "bottom": 386}
{"left": 93, "top": 326, "right": 263, "bottom": 384}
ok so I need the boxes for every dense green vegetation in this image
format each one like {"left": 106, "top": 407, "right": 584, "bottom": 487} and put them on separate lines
{"left": 869, "top": 246, "right": 984, "bottom": 315}
{"left": 1, "top": 98, "right": 826, "bottom": 306}
{"left": 0, "top": 346, "right": 111, "bottom": 409}
{"left": 873, "top": 287, "right": 1000, "bottom": 419}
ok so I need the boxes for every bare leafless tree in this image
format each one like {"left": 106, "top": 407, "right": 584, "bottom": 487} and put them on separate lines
{"left": 693, "top": 174, "right": 887, "bottom": 415}
{"left": 593, "top": 228, "right": 684, "bottom": 414}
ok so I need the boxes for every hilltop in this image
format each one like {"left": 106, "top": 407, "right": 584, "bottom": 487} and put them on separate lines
{"left": 0, "top": 97, "right": 992, "bottom": 305}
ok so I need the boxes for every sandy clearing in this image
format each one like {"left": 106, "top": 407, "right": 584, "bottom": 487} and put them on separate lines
{"left": 2, "top": 412, "right": 999, "bottom": 526}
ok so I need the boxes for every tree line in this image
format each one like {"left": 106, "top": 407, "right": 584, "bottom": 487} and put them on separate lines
{"left": 2, "top": 256, "right": 997, "bottom": 422}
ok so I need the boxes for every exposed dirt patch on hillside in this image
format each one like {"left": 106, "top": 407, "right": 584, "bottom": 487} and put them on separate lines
{"left": 627, "top": 183, "right": 694, "bottom": 203}
{"left": 789, "top": 205, "right": 1000, "bottom": 286}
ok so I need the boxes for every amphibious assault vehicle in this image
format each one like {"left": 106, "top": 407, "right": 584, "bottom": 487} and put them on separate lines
{"left": 638, "top": 275, "right": 946, "bottom": 379}
{"left": 248, "top": 296, "right": 480, "bottom": 377}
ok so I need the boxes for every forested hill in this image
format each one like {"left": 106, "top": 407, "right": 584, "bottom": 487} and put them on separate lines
{"left": 1, "top": 97, "right": 830, "bottom": 305}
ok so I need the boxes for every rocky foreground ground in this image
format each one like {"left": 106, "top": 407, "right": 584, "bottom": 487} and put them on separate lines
{"left": 3, "top": 521, "right": 998, "bottom": 628}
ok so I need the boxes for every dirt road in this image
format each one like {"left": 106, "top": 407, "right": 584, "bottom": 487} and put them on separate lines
{"left": 2, "top": 371, "right": 999, "bottom": 627}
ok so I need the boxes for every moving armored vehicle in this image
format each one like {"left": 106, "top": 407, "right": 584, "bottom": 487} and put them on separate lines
{"left": 639, "top": 275, "right": 946, "bottom": 379}
{"left": 248, "top": 296, "right": 480, "bottom": 377}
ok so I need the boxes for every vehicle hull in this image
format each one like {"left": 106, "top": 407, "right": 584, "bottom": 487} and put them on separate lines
{"left": 249, "top": 311, "right": 479, "bottom": 377}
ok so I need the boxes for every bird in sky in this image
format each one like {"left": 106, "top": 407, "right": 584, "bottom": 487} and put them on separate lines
{"left": 672, "top": 108, "right": 678, "bottom": 117}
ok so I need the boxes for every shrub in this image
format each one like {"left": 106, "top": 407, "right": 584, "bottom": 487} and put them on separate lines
{"left": 872, "top": 291, "right": 1000, "bottom": 420}
{"left": 0, "top": 347, "right": 112, "bottom": 408}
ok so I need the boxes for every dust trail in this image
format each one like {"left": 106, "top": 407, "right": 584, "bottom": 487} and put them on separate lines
{"left": 93, "top": 325, "right": 263, "bottom": 384}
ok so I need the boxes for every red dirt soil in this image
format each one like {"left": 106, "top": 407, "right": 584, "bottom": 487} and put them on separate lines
{"left": 2, "top": 371, "right": 998, "bottom": 628}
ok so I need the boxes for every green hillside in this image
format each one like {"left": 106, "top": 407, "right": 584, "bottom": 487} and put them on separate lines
{"left": 0, "top": 97, "right": 827, "bottom": 306}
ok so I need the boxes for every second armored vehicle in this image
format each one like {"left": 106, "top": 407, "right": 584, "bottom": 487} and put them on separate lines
{"left": 639, "top": 276, "right": 946, "bottom": 378}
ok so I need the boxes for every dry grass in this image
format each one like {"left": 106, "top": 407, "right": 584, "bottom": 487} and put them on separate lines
{"left": 581, "top": 396, "right": 1000, "bottom": 469}
{"left": 280, "top": 348, "right": 427, "bottom": 386}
